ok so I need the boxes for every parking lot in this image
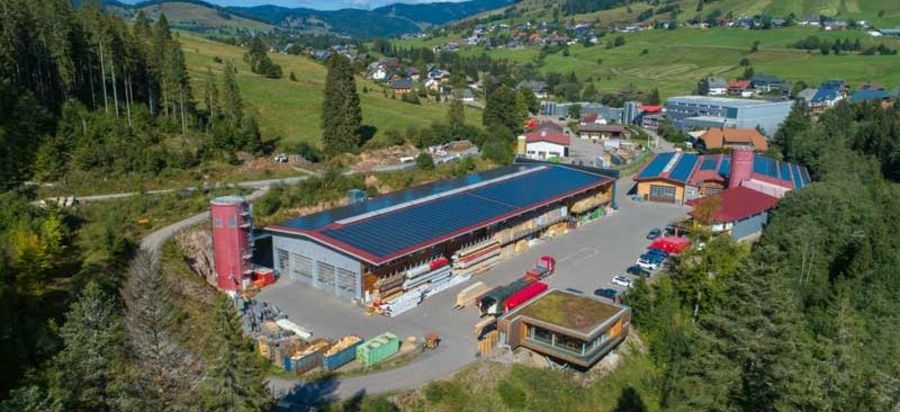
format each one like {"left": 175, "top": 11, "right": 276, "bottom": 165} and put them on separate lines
{"left": 263, "top": 180, "right": 689, "bottom": 400}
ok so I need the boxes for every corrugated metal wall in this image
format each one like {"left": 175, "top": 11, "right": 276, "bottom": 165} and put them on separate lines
{"left": 273, "top": 235, "right": 363, "bottom": 300}
{"left": 732, "top": 212, "right": 768, "bottom": 241}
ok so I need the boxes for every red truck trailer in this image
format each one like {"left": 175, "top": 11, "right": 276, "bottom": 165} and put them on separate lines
{"left": 476, "top": 256, "right": 556, "bottom": 317}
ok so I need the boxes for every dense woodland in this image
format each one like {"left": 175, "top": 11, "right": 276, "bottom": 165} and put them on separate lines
{"left": 0, "top": 0, "right": 271, "bottom": 408}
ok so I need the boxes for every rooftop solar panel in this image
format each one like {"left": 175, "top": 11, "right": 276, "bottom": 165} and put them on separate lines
{"left": 668, "top": 153, "right": 699, "bottom": 182}
{"left": 275, "top": 165, "right": 612, "bottom": 263}
{"left": 639, "top": 152, "right": 675, "bottom": 179}
{"left": 790, "top": 164, "right": 805, "bottom": 189}
{"left": 719, "top": 157, "right": 731, "bottom": 177}
{"left": 801, "top": 167, "right": 811, "bottom": 186}
{"left": 699, "top": 156, "right": 719, "bottom": 171}
{"left": 752, "top": 155, "right": 767, "bottom": 175}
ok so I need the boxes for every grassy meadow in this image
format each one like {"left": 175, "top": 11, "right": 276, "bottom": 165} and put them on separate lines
{"left": 399, "top": 26, "right": 900, "bottom": 98}
{"left": 178, "top": 33, "right": 483, "bottom": 148}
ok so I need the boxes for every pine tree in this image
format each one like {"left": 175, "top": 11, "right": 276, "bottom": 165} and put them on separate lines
{"left": 47, "top": 282, "right": 125, "bottom": 411}
{"left": 483, "top": 84, "right": 519, "bottom": 134}
{"left": 697, "top": 77, "right": 710, "bottom": 95}
{"left": 447, "top": 92, "right": 465, "bottom": 126}
{"left": 199, "top": 295, "right": 271, "bottom": 411}
{"left": 321, "top": 54, "right": 362, "bottom": 156}
{"left": 204, "top": 67, "right": 220, "bottom": 121}
{"left": 221, "top": 61, "right": 243, "bottom": 128}
{"left": 772, "top": 100, "right": 811, "bottom": 160}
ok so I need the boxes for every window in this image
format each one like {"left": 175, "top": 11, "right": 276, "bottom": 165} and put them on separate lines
{"left": 213, "top": 218, "right": 223, "bottom": 228}
{"left": 228, "top": 217, "right": 237, "bottom": 228}
{"left": 317, "top": 261, "right": 336, "bottom": 291}
{"left": 337, "top": 268, "right": 357, "bottom": 298}
{"left": 649, "top": 185, "right": 676, "bottom": 201}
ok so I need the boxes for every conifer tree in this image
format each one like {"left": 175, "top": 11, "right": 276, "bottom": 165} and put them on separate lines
{"left": 221, "top": 61, "right": 244, "bottom": 128}
{"left": 199, "top": 295, "right": 271, "bottom": 411}
{"left": 321, "top": 54, "right": 362, "bottom": 156}
{"left": 448, "top": 92, "right": 466, "bottom": 126}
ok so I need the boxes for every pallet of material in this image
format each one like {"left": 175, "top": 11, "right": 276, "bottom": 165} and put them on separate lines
{"left": 453, "top": 239, "right": 499, "bottom": 260}
{"left": 455, "top": 281, "right": 490, "bottom": 309}
{"left": 426, "top": 273, "right": 471, "bottom": 298}
{"left": 403, "top": 266, "right": 452, "bottom": 290}
{"left": 453, "top": 244, "right": 500, "bottom": 269}
{"left": 454, "top": 254, "right": 499, "bottom": 277}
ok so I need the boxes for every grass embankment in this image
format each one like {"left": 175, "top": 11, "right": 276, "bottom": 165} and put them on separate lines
{"left": 179, "top": 33, "right": 483, "bottom": 148}
{"left": 397, "top": 26, "right": 900, "bottom": 98}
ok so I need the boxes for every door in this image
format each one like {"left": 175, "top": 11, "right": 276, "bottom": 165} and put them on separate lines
{"left": 290, "top": 253, "right": 314, "bottom": 284}
{"left": 317, "top": 261, "right": 337, "bottom": 294}
{"left": 336, "top": 267, "right": 358, "bottom": 299}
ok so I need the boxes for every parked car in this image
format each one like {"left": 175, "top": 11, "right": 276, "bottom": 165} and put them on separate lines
{"left": 646, "top": 228, "right": 662, "bottom": 240}
{"left": 594, "top": 288, "right": 619, "bottom": 299}
{"left": 612, "top": 275, "right": 633, "bottom": 288}
{"left": 636, "top": 257, "right": 660, "bottom": 270}
{"left": 646, "top": 248, "right": 668, "bottom": 258}
{"left": 627, "top": 265, "right": 652, "bottom": 277}
{"left": 565, "top": 288, "right": 584, "bottom": 295}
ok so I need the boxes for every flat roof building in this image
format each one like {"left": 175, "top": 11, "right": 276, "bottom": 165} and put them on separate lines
{"left": 664, "top": 96, "right": 793, "bottom": 137}
{"left": 498, "top": 289, "right": 630, "bottom": 368}
{"left": 266, "top": 164, "right": 615, "bottom": 302}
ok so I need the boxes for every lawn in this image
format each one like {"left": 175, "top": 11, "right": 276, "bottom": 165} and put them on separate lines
{"left": 420, "top": 26, "right": 900, "bottom": 98}
{"left": 179, "top": 33, "right": 482, "bottom": 149}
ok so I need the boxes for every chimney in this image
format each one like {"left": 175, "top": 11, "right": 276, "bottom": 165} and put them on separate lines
{"left": 729, "top": 147, "right": 753, "bottom": 188}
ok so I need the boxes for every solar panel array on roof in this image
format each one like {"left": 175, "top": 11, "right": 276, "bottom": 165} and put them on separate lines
{"left": 700, "top": 156, "right": 719, "bottom": 171}
{"left": 275, "top": 165, "right": 611, "bottom": 263}
{"left": 669, "top": 153, "right": 699, "bottom": 182}
{"left": 322, "top": 194, "right": 515, "bottom": 258}
{"left": 639, "top": 152, "right": 675, "bottom": 179}
{"left": 719, "top": 157, "right": 731, "bottom": 176}
{"left": 790, "top": 164, "right": 809, "bottom": 189}
{"left": 753, "top": 155, "right": 779, "bottom": 178}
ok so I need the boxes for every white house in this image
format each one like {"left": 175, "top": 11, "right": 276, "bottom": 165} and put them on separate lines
{"left": 519, "top": 130, "right": 570, "bottom": 160}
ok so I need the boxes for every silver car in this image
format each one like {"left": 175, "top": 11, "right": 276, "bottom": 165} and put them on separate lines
{"left": 612, "top": 275, "right": 633, "bottom": 288}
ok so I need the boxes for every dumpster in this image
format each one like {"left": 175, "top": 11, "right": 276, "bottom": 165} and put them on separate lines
{"left": 322, "top": 335, "right": 363, "bottom": 371}
{"left": 356, "top": 332, "right": 400, "bottom": 367}
{"left": 286, "top": 339, "right": 331, "bottom": 375}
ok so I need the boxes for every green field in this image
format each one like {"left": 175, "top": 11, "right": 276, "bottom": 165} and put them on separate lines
{"left": 179, "top": 34, "right": 482, "bottom": 148}
{"left": 140, "top": 2, "right": 273, "bottom": 32}
{"left": 400, "top": 26, "right": 900, "bottom": 98}
{"left": 501, "top": 0, "right": 900, "bottom": 27}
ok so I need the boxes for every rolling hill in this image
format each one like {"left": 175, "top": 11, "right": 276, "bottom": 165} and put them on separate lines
{"left": 136, "top": 1, "right": 273, "bottom": 32}
{"left": 503, "top": 0, "right": 900, "bottom": 27}
{"left": 177, "top": 33, "right": 482, "bottom": 148}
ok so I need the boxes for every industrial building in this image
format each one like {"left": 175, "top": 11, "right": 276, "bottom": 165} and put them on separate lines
{"left": 498, "top": 289, "right": 631, "bottom": 368}
{"left": 265, "top": 164, "right": 616, "bottom": 303}
{"left": 664, "top": 96, "right": 793, "bottom": 136}
{"left": 633, "top": 148, "right": 809, "bottom": 204}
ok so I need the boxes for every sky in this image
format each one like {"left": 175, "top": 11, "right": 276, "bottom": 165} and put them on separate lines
{"left": 122, "top": 0, "right": 469, "bottom": 10}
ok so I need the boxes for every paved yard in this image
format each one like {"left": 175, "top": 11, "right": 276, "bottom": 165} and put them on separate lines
{"left": 264, "top": 179, "right": 689, "bottom": 403}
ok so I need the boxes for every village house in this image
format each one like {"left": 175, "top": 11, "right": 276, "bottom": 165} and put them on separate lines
{"left": 698, "top": 128, "right": 768, "bottom": 152}
{"left": 390, "top": 79, "right": 413, "bottom": 95}
{"left": 579, "top": 124, "right": 632, "bottom": 140}
{"left": 707, "top": 77, "right": 727, "bottom": 96}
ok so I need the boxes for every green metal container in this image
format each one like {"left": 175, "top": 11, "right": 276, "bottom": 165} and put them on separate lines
{"left": 356, "top": 332, "right": 400, "bottom": 367}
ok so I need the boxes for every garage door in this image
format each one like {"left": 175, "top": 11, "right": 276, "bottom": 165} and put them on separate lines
{"left": 316, "top": 261, "right": 336, "bottom": 293}
{"left": 649, "top": 185, "right": 677, "bottom": 203}
{"left": 290, "top": 253, "right": 314, "bottom": 284}
{"left": 336, "top": 268, "right": 358, "bottom": 299}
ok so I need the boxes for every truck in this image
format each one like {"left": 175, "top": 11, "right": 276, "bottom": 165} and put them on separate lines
{"left": 524, "top": 256, "right": 556, "bottom": 282}
{"left": 475, "top": 256, "right": 556, "bottom": 317}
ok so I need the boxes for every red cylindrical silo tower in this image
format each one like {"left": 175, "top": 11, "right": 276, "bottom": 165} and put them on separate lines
{"left": 210, "top": 196, "right": 253, "bottom": 290}
{"left": 729, "top": 147, "right": 754, "bottom": 188}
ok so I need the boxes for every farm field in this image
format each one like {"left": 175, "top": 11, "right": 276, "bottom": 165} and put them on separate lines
{"left": 401, "top": 27, "right": 900, "bottom": 98}
{"left": 179, "top": 33, "right": 482, "bottom": 148}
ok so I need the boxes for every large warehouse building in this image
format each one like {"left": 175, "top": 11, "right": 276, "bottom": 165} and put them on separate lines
{"left": 664, "top": 96, "right": 793, "bottom": 136}
{"left": 265, "top": 164, "right": 616, "bottom": 302}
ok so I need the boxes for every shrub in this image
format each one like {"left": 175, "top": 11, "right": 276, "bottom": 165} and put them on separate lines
{"left": 415, "top": 153, "right": 434, "bottom": 170}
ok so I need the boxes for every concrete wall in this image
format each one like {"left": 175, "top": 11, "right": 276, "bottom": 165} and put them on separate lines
{"left": 637, "top": 180, "right": 685, "bottom": 203}
{"left": 272, "top": 234, "right": 363, "bottom": 300}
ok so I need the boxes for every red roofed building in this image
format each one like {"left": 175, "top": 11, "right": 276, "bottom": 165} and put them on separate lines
{"left": 520, "top": 130, "right": 570, "bottom": 160}
{"left": 727, "top": 80, "right": 753, "bottom": 96}
{"left": 639, "top": 105, "right": 662, "bottom": 114}
{"left": 686, "top": 186, "right": 780, "bottom": 240}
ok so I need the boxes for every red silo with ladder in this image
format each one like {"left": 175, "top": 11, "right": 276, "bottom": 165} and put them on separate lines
{"left": 729, "top": 147, "right": 754, "bottom": 188}
{"left": 210, "top": 196, "right": 253, "bottom": 290}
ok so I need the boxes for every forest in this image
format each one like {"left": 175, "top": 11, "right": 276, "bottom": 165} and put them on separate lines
{"left": 0, "top": 0, "right": 273, "bottom": 408}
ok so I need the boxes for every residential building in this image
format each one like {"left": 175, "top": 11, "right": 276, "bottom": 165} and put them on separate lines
{"left": 518, "top": 80, "right": 551, "bottom": 98}
{"left": 809, "top": 88, "right": 843, "bottom": 113}
{"left": 686, "top": 186, "right": 780, "bottom": 240}
{"left": 460, "top": 88, "right": 475, "bottom": 102}
{"left": 579, "top": 124, "right": 631, "bottom": 140}
{"left": 727, "top": 80, "right": 753, "bottom": 97}
{"left": 707, "top": 77, "right": 727, "bottom": 96}
{"left": 390, "top": 79, "right": 413, "bottom": 95}
{"left": 664, "top": 96, "right": 794, "bottom": 137}
{"left": 849, "top": 88, "right": 890, "bottom": 103}
{"left": 750, "top": 74, "right": 784, "bottom": 92}
{"left": 698, "top": 128, "right": 768, "bottom": 152}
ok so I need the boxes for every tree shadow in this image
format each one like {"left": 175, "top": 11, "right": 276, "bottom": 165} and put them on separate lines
{"left": 360, "top": 125, "right": 378, "bottom": 146}
{"left": 612, "top": 386, "right": 647, "bottom": 412}
{"left": 274, "top": 375, "right": 342, "bottom": 411}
